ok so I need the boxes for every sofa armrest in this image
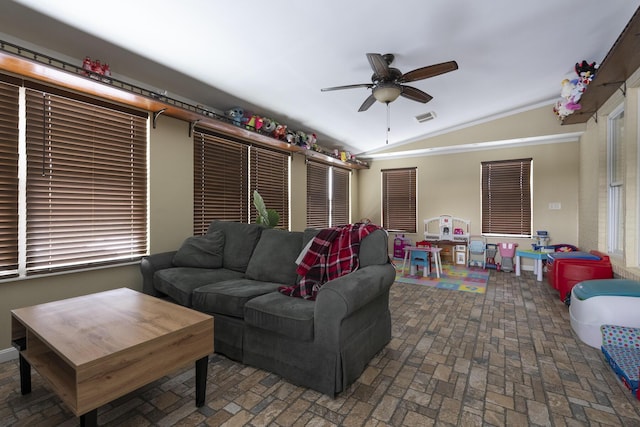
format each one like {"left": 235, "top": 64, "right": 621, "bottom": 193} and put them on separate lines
{"left": 140, "top": 251, "right": 176, "bottom": 297}
{"left": 314, "top": 263, "right": 395, "bottom": 345}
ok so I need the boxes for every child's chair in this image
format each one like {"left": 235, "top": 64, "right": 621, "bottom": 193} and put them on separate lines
{"left": 468, "top": 235, "right": 486, "bottom": 268}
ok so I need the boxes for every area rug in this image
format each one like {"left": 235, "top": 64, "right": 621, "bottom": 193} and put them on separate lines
{"left": 394, "top": 263, "right": 489, "bottom": 294}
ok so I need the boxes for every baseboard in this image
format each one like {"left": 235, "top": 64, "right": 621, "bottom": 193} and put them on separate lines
{"left": 0, "top": 347, "right": 18, "bottom": 363}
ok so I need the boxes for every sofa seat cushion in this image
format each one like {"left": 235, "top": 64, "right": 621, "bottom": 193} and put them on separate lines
{"left": 154, "top": 267, "right": 244, "bottom": 307}
{"left": 207, "top": 221, "right": 264, "bottom": 273}
{"left": 245, "top": 229, "right": 303, "bottom": 285}
{"left": 192, "top": 279, "right": 281, "bottom": 318}
{"left": 244, "top": 292, "right": 315, "bottom": 342}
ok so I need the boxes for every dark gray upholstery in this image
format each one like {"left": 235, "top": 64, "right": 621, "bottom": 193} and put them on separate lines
{"left": 139, "top": 221, "right": 394, "bottom": 396}
{"left": 207, "top": 220, "right": 264, "bottom": 272}
{"left": 172, "top": 231, "right": 225, "bottom": 268}
{"left": 154, "top": 267, "right": 244, "bottom": 306}
{"left": 192, "top": 279, "right": 281, "bottom": 317}
{"left": 245, "top": 229, "right": 303, "bottom": 285}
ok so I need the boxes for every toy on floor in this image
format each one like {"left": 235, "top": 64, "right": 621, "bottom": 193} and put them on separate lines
{"left": 468, "top": 235, "right": 486, "bottom": 268}
{"left": 498, "top": 242, "right": 518, "bottom": 272}
{"left": 569, "top": 279, "right": 640, "bottom": 348}
{"left": 600, "top": 324, "right": 640, "bottom": 399}
{"left": 485, "top": 243, "right": 498, "bottom": 269}
{"left": 547, "top": 250, "right": 613, "bottom": 304}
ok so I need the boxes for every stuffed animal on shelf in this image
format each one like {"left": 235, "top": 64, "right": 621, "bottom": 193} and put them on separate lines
{"left": 285, "top": 129, "right": 300, "bottom": 145}
{"left": 296, "top": 131, "right": 309, "bottom": 148}
{"left": 246, "top": 115, "right": 264, "bottom": 131}
{"left": 262, "top": 118, "right": 276, "bottom": 134}
{"left": 224, "top": 107, "right": 245, "bottom": 126}
{"left": 273, "top": 123, "right": 287, "bottom": 140}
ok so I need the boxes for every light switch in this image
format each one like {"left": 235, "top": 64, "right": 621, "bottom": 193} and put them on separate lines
{"left": 549, "top": 202, "right": 561, "bottom": 210}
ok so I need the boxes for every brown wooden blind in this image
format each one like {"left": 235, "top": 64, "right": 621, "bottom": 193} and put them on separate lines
{"left": 25, "top": 88, "right": 148, "bottom": 274}
{"left": 0, "top": 81, "right": 19, "bottom": 277}
{"left": 250, "top": 146, "right": 289, "bottom": 228}
{"left": 481, "top": 158, "right": 532, "bottom": 236}
{"left": 193, "top": 129, "right": 249, "bottom": 234}
{"left": 306, "top": 161, "right": 329, "bottom": 228}
{"left": 382, "top": 168, "right": 417, "bottom": 232}
{"left": 332, "top": 167, "right": 350, "bottom": 226}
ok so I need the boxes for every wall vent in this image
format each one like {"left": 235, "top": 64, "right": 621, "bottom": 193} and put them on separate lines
{"left": 415, "top": 111, "right": 436, "bottom": 123}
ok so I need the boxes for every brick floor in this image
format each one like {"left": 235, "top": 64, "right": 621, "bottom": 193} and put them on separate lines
{"left": 2, "top": 271, "right": 640, "bottom": 426}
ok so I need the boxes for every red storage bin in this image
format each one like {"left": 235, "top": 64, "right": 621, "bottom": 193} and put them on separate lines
{"left": 547, "top": 250, "right": 613, "bottom": 303}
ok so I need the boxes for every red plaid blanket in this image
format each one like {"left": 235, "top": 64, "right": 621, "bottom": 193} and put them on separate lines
{"left": 279, "top": 223, "right": 381, "bottom": 300}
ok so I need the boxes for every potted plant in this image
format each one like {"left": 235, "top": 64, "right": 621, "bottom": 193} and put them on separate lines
{"left": 253, "top": 190, "right": 280, "bottom": 228}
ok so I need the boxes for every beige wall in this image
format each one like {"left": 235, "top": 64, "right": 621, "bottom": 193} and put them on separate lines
{"left": 578, "top": 67, "right": 640, "bottom": 280}
{"left": 359, "top": 137, "right": 581, "bottom": 269}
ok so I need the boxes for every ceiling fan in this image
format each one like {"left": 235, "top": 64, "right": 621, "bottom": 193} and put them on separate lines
{"left": 321, "top": 53, "right": 458, "bottom": 112}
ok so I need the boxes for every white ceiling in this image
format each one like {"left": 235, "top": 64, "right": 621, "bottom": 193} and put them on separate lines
{"left": 2, "top": 1, "right": 639, "bottom": 155}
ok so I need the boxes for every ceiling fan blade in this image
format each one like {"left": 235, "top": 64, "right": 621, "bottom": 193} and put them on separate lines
{"left": 366, "top": 53, "right": 391, "bottom": 80}
{"left": 400, "top": 60, "right": 459, "bottom": 83}
{"left": 400, "top": 86, "right": 433, "bottom": 103}
{"left": 321, "top": 83, "right": 372, "bottom": 92}
{"left": 358, "top": 94, "right": 377, "bottom": 112}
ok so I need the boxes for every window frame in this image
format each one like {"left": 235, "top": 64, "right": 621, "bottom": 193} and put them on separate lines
{"left": 381, "top": 167, "right": 417, "bottom": 233}
{"left": 608, "top": 103, "right": 624, "bottom": 255}
{"left": 481, "top": 158, "right": 532, "bottom": 237}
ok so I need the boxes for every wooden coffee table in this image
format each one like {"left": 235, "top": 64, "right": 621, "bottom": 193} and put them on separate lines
{"left": 11, "top": 287, "right": 214, "bottom": 426}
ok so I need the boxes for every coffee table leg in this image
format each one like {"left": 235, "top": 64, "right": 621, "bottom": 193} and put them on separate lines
{"left": 18, "top": 353, "right": 32, "bottom": 395}
{"left": 195, "top": 356, "right": 208, "bottom": 407}
{"left": 12, "top": 338, "right": 31, "bottom": 395}
{"left": 80, "top": 409, "right": 97, "bottom": 427}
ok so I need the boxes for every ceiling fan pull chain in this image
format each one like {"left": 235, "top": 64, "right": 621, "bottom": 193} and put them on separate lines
{"left": 386, "top": 101, "right": 391, "bottom": 144}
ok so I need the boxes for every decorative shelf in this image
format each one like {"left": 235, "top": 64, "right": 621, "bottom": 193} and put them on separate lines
{"left": 0, "top": 40, "right": 367, "bottom": 170}
{"left": 561, "top": 7, "right": 640, "bottom": 125}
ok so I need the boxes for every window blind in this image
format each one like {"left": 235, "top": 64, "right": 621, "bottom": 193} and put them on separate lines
{"left": 25, "top": 88, "right": 148, "bottom": 274}
{"left": 481, "top": 158, "right": 532, "bottom": 236}
{"left": 306, "top": 161, "right": 329, "bottom": 228}
{"left": 193, "top": 129, "right": 249, "bottom": 234}
{"left": 382, "top": 168, "right": 417, "bottom": 232}
{"left": 250, "top": 145, "right": 289, "bottom": 228}
{"left": 332, "top": 167, "right": 350, "bottom": 226}
{"left": 0, "top": 81, "right": 19, "bottom": 277}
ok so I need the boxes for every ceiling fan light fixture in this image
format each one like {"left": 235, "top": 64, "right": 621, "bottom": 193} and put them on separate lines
{"left": 372, "top": 83, "right": 402, "bottom": 103}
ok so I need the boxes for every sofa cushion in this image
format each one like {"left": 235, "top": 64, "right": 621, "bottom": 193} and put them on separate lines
{"left": 208, "top": 220, "right": 264, "bottom": 273}
{"left": 359, "top": 229, "right": 390, "bottom": 267}
{"left": 192, "top": 279, "right": 281, "bottom": 318}
{"left": 245, "top": 229, "right": 303, "bottom": 285}
{"left": 154, "top": 267, "right": 244, "bottom": 307}
{"left": 172, "top": 231, "right": 225, "bottom": 268}
{"left": 244, "top": 291, "right": 315, "bottom": 341}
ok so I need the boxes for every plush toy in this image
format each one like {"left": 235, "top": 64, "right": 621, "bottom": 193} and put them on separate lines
{"left": 225, "top": 107, "right": 245, "bottom": 126}
{"left": 307, "top": 133, "right": 317, "bottom": 146}
{"left": 246, "top": 115, "right": 264, "bottom": 131}
{"left": 273, "top": 124, "right": 287, "bottom": 140}
{"left": 285, "top": 129, "right": 300, "bottom": 145}
{"left": 262, "top": 118, "right": 276, "bottom": 134}
{"left": 553, "top": 60, "right": 597, "bottom": 120}
{"left": 296, "top": 131, "right": 309, "bottom": 149}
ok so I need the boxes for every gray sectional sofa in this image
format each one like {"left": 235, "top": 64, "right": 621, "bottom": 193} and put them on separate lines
{"left": 140, "top": 220, "right": 395, "bottom": 396}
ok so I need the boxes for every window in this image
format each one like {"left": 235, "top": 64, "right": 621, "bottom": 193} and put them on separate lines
{"left": 250, "top": 145, "right": 289, "bottom": 228}
{"left": 608, "top": 104, "right": 624, "bottom": 255}
{"left": 0, "top": 75, "right": 148, "bottom": 278}
{"left": 382, "top": 168, "right": 417, "bottom": 233}
{"left": 193, "top": 128, "right": 289, "bottom": 234}
{"left": 306, "top": 161, "right": 350, "bottom": 228}
{"left": 481, "top": 158, "right": 532, "bottom": 236}
{"left": 0, "top": 80, "right": 19, "bottom": 277}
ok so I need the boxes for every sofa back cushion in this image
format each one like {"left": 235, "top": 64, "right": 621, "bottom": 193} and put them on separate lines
{"left": 208, "top": 220, "right": 264, "bottom": 273}
{"left": 245, "top": 228, "right": 303, "bottom": 284}
{"left": 172, "top": 230, "right": 225, "bottom": 268}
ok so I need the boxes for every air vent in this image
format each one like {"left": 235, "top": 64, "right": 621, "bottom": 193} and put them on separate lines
{"left": 415, "top": 111, "right": 436, "bottom": 123}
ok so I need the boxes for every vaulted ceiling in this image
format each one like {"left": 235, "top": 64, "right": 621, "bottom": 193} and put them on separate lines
{"left": 1, "top": 1, "right": 639, "bottom": 155}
